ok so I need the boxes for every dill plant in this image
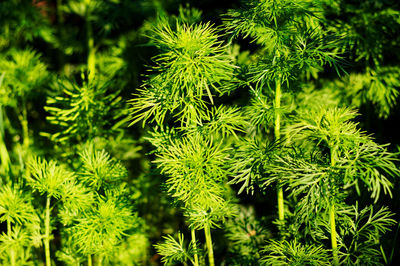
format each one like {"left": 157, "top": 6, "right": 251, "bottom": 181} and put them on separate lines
{"left": 23, "top": 144, "right": 141, "bottom": 266}
{"left": 0, "top": 184, "right": 39, "bottom": 266}
{"left": 27, "top": 157, "right": 76, "bottom": 266}
{"left": 264, "top": 107, "right": 399, "bottom": 264}
{"left": 61, "top": 0, "right": 110, "bottom": 80}
{"left": 319, "top": 0, "right": 400, "bottom": 119}
{"left": 224, "top": 0, "right": 341, "bottom": 226}
{"left": 43, "top": 75, "right": 127, "bottom": 154}
{"left": 0, "top": 49, "right": 49, "bottom": 177}
{"left": 0, "top": 1, "right": 399, "bottom": 265}
{"left": 129, "top": 15, "right": 242, "bottom": 265}
{"left": 224, "top": 206, "right": 269, "bottom": 264}
{"left": 57, "top": 144, "right": 142, "bottom": 266}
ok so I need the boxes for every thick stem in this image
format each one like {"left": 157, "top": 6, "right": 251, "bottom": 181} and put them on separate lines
{"left": 330, "top": 147, "right": 339, "bottom": 265}
{"left": 88, "top": 255, "right": 92, "bottom": 266}
{"left": 0, "top": 104, "right": 11, "bottom": 175}
{"left": 277, "top": 187, "right": 284, "bottom": 221}
{"left": 204, "top": 224, "right": 214, "bottom": 266}
{"left": 275, "top": 76, "right": 284, "bottom": 222}
{"left": 191, "top": 228, "right": 199, "bottom": 266}
{"left": 330, "top": 203, "right": 339, "bottom": 265}
{"left": 87, "top": 40, "right": 95, "bottom": 82}
{"left": 45, "top": 196, "right": 51, "bottom": 266}
{"left": 7, "top": 218, "right": 16, "bottom": 266}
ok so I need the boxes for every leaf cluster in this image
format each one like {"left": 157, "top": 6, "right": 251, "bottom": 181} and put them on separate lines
{"left": 129, "top": 20, "right": 239, "bottom": 126}
{"left": 261, "top": 239, "right": 330, "bottom": 266}
{"left": 154, "top": 232, "right": 197, "bottom": 265}
{"left": 44, "top": 77, "right": 126, "bottom": 145}
{"left": 0, "top": 49, "right": 48, "bottom": 106}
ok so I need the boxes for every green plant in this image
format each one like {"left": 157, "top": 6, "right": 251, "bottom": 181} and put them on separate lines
{"left": 224, "top": 206, "right": 269, "bottom": 264}
{"left": 129, "top": 16, "right": 242, "bottom": 265}
{"left": 319, "top": 0, "right": 400, "bottom": 119}
{"left": 0, "top": 1, "right": 399, "bottom": 265}
{"left": 224, "top": 0, "right": 342, "bottom": 225}
{"left": 154, "top": 232, "right": 197, "bottom": 266}
{"left": 43, "top": 76, "right": 127, "bottom": 150}
{"left": 264, "top": 107, "right": 399, "bottom": 264}
{"left": 67, "top": 195, "right": 135, "bottom": 265}
{"left": 0, "top": 49, "right": 49, "bottom": 177}
{"left": 27, "top": 157, "right": 76, "bottom": 266}
{"left": 261, "top": 239, "right": 330, "bottom": 265}
{"left": 0, "top": 184, "right": 39, "bottom": 266}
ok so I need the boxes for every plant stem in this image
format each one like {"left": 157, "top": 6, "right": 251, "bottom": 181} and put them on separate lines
{"left": 45, "top": 196, "right": 51, "bottom": 266}
{"left": 17, "top": 97, "right": 30, "bottom": 180}
{"left": 6, "top": 216, "right": 11, "bottom": 237}
{"left": 330, "top": 203, "right": 339, "bottom": 265}
{"left": 56, "top": 0, "right": 68, "bottom": 74}
{"left": 191, "top": 228, "right": 199, "bottom": 266}
{"left": 98, "top": 255, "right": 103, "bottom": 266}
{"left": 330, "top": 147, "right": 339, "bottom": 265}
{"left": 204, "top": 224, "right": 214, "bottom": 266}
{"left": 88, "top": 255, "right": 92, "bottom": 266}
{"left": 21, "top": 98, "right": 29, "bottom": 153}
{"left": 7, "top": 218, "right": 16, "bottom": 266}
{"left": 0, "top": 104, "right": 11, "bottom": 176}
{"left": 85, "top": 0, "right": 96, "bottom": 82}
{"left": 274, "top": 75, "right": 284, "bottom": 222}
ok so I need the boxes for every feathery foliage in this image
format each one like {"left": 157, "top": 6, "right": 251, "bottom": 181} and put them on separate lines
{"left": 44, "top": 76, "right": 126, "bottom": 145}
{"left": 129, "top": 20, "right": 238, "bottom": 126}
{"left": 261, "top": 239, "right": 330, "bottom": 266}
{"left": 1, "top": 1, "right": 399, "bottom": 265}
{"left": 154, "top": 232, "right": 196, "bottom": 265}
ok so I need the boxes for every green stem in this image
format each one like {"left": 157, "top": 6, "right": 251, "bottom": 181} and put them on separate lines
{"left": 17, "top": 97, "right": 30, "bottom": 181}
{"left": 275, "top": 75, "right": 284, "bottom": 222}
{"left": 21, "top": 98, "right": 29, "bottom": 153}
{"left": 204, "top": 224, "right": 214, "bottom": 266}
{"left": 330, "top": 147, "right": 339, "bottom": 265}
{"left": 0, "top": 104, "right": 11, "bottom": 175}
{"left": 45, "top": 196, "right": 51, "bottom": 266}
{"left": 56, "top": 0, "right": 67, "bottom": 74}
{"left": 191, "top": 228, "right": 199, "bottom": 266}
{"left": 98, "top": 255, "right": 103, "bottom": 266}
{"left": 88, "top": 255, "right": 92, "bottom": 266}
{"left": 7, "top": 218, "right": 16, "bottom": 266}
{"left": 85, "top": 0, "right": 95, "bottom": 82}
{"left": 7, "top": 217, "right": 11, "bottom": 237}
{"left": 330, "top": 203, "right": 339, "bottom": 265}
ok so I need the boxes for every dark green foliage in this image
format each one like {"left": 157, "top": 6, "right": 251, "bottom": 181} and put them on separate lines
{"left": 280, "top": 107, "right": 399, "bottom": 203}
{"left": 225, "top": 206, "right": 269, "bottom": 264}
{"left": 261, "top": 239, "right": 330, "bottom": 266}
{"left": 339, "top": 205, "right": 396, "bottom": 265}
